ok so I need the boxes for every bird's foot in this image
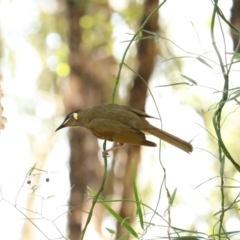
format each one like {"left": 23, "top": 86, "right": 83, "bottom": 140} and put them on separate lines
{"left": 102, "top": 150, "right": 110, "bottom": 157}
{"left": 102, "top": 143, "right": 124, "bottom": 157}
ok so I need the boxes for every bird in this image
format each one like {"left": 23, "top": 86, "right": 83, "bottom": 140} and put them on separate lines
{"left": 56, "top": 103, "right": 193, "bottom": 155}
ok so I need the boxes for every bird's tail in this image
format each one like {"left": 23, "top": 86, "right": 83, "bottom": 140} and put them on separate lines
{"left": 143, "top": 127, "right": 193, "bottom": 153}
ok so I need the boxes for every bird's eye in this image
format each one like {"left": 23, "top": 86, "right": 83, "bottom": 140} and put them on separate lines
{"left": 73, "top": 113, "right": 78, "bottom": 120}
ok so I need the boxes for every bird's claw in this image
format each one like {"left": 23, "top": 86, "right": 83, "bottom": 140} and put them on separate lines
{"left": 102, "top": 151, "right": 110, "bottom": 157}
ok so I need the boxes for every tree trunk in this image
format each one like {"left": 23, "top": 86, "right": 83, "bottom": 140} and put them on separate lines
{"left": 230, "top": 0, "right": 240, "bottom": 52}
{"left": 65, "top": 1, "right": 114, "bottom": 239}
{"left": 117, "top": 0, "right": 159, "bottom": 238}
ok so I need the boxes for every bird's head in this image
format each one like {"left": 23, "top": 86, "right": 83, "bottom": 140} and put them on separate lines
{"left": 55, "top": 111, "right": 81, "bottom": 131}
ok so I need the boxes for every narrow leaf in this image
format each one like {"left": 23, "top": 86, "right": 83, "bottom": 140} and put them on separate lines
{"left": 88, "top": 187, "right": 138, "bottom": 238}
{"left": 28, "top": 162, "right": 37, "bottom": 176}
{"left": 31, "top": 185, "right": 40, "bottom": 194}
{"left": 100, "top": 200, "right": 138, "bottom": 238}
{"left": 132, "top": 161, "right": 144, "bottom": 229}
{"left": 46, "top": 195, "right": 55, "bottom": 199}
{"left": 181, "top": 74, "right": 197, "bottom": 84}
{"left": 156, "top": 82, "right": 191, "bottom": 88}
{"left": 105, "top": 227, "right": 116, "bottom": 234}
{"left": 169, "top": 188, "right": 177, "bottom": 206}
{"left": 196, "top": 57, "right": 213, "bottom": 69}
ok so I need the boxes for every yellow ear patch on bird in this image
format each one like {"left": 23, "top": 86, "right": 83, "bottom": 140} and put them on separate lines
{"left": 73, "top": 113, "right": 78, "bottom": 120}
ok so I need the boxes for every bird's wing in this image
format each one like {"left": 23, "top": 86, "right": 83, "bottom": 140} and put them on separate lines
{"left": 121, "top": 105, "right": 158, "bottom": 119}
{"left": 87, "top": 119, "right": 121, "bottom": 141}
{"left": 87, "top": 119, "right": 156, "bottom": 146}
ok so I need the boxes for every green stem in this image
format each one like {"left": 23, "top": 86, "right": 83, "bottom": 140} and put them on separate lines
{"left": 111, "top": 0, "right": 167, "bottom": 103}
{"left": 210, "top": 1, "right": 240, "bottom": 239}
{"left": 80, "top": 141, "right": 108, "bottom": 240}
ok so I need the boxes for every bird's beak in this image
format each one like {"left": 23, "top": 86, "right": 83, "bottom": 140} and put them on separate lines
{"left": 55, "top": 114, "right": 72, "bottom": 132}
{"left": 55, "top": 123, "right": 66, "bottom": 132}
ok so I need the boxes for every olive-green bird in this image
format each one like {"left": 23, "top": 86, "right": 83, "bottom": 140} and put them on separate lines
{"left": 56, "top": 104, "right": 193, "bottom": 155}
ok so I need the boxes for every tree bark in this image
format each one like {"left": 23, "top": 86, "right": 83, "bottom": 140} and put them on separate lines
{"left": 230, "top": 0, "right": 240, "bottom": 52}
{"left": 117, "top": 0, "right": 159, "bottom": 238}
{"left": 65, "top": 1, "right": 114, "bottom": 239}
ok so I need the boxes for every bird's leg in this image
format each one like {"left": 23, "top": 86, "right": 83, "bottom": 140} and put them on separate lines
{"left": 102, "top": 143, "right": 124, "bottom": 157}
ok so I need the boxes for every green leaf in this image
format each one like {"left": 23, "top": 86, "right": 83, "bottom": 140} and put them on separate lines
{"left": 170, "top": 188, "right": 177, "bottom": 206}
{"left": 105, "top": 227, "right": 115, "bottom": 234}
{"left": 132, "top": 161, "right": 144, "bottom": 229}
{"left": 31, "top": 185, "right": 40, "bottom": 194}
{"left": 181, "top": 74, "right": 197, "bottom": 84}
{"left": 100, "top": 200, "right": 138, "bottom": 238}
{"left": 28, "top": 162, "right": 37, "bottom": 176}
{"left": 46, "top": 195, "right": 55, "bottom": 199}
{"left": 196, "top": 57, "right": 213, "bottom": 69}
{"left": 156, "top": 82, "right": 191, "bottom": 88}
{"left": 88, "top": 187, "right": 138, "bottom": 238}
